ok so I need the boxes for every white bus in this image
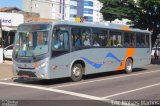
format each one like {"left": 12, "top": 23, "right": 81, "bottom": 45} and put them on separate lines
{"left": 12, "top": 21, "right": 151, "bottom": 81}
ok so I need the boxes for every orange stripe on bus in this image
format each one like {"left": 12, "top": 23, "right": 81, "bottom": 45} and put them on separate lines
{"left": 121, "top": 27, "right": 130, "bottom": 31}
{"left": 116, "top": 48, "right": 135, "bottom": 71}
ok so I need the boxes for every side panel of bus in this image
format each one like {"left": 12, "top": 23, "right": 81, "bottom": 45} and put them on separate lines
{"left": 134, "top": 48, "right": 151, "bottom": 67}
{"left": 48, "top": 25, "right": 151, "bottom": 79}
{"left": 49, "top": 47, "right": 150, "bottom": 79}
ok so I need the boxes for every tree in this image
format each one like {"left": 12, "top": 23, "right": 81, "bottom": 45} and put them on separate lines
{"left": 99, "top": 0, "right": 160, "bottom": 46}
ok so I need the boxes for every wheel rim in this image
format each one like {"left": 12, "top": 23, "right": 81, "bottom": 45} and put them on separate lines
{"left": 126, "top": 61, "right": 132, "bottom": 71}
{"left": 73, "top": 67, "right": 81, "bottom": 77}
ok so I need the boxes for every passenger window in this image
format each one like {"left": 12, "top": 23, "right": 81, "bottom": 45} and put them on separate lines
{"left": 72, "top": 28, "right": 82, "bottom": 47}
{"left": 81, "top": 28, "right": 91, "bottom": 46}
{"left": 124, "top": 33, "right": 130, "bottom": 47}
{"left": 108, "top": 31, "right": 122, "bottom": 47}
{"left": 92, "top": 28, "right": 108, "bottom": 47}
{"left": 130, "top": 33, "right": 136, "bottom": 47}
{"left": 124, "top": 32, "right": 135, "bottom": 47}
{"left": 52, "top": 28, "right": 69, "bottom": 50}
{"left": 136, "top": 33, "right": 145, "bottom": 48}
{"left": 72, "top": 27, "right": 91, "bottom": 47}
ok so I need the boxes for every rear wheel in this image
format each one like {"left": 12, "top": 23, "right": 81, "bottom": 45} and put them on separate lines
{"left": 125, "top": 58, "right": 133, "bottom": 74}
{"left": 71, "top": 64, "right": 83, "bottom": 82}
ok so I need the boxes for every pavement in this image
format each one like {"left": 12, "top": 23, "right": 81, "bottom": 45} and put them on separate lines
{"left": 0, "top": 60, "right": 13, "bottom": 80}
{"left": 0, "top": 59, "right": 159, "bottom": 106}
{"left": 151, "top": 58, "right": 160, "bottom": 65}
{"left": 0, "top": 62, "right": 159, "bottom": 106}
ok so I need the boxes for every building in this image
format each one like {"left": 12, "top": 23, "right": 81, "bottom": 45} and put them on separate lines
{"left": 22, "top": 0, "right": 103, "bottom": 22}
{"left": 0, "top": 7, "right": 40, "bottom": 47}
{"left": 68, "top": 0, "right": 103, "bottom": 22}
{"left": 0, "top": 7, "right": 22, "bottom": 13}
{"left": 23, "top": 0, "right": 59, "bottom": 19}
{"left": 0, "top": 7, "right": 24, "bottom": 47}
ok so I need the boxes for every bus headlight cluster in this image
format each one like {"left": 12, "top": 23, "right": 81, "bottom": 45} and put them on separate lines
{"left": 34, "top": 62, "right": 48, "bottom": 69}
{"left": 40, "top": 62, "right": 47, "bottom": 68}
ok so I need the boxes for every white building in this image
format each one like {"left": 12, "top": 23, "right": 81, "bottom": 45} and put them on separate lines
{"left": 22, "top": 0, "right": 103, "bottom": 22}
{"left": 93, "top": 0, "right": 103, "bottom": 22}
{"left": 23, "top": 0, "right": 60, "bottom": 19}
{"left": 0, "top": 12, "right": 24, "bottom": 47}
{"left": 0, "top": 12, "right": 24, "bottom": 28}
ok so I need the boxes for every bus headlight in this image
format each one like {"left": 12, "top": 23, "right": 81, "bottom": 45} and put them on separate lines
{"left": 34, "top": 61, "right": 48, "bottom": 69}
{"left": 40, "top": 62, "right": 47, "bottom": 68}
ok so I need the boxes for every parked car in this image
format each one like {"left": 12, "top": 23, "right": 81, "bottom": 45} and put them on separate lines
{"left": 151, "top": 46, "right": 160, "bottom": 57}
{"left": 3, "top": 44, "right": 13, "bottom": 60}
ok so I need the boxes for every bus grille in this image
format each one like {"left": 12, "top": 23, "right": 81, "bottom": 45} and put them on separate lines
{"left": 18, "top": 71, "right": 37, "bottom": 77}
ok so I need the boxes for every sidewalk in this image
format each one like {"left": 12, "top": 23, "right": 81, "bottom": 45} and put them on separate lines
{"left": 151, "top": 57, "right": 160, "bottom": 65}
{"left": 2, "top": 60, "right": 13, "bottom": 64}
{"left": 0, "top": 60, "right": 13, "bottom": 80}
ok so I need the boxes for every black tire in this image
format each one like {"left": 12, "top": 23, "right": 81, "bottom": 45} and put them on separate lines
{"left": 125, "top": 58, "right": 133, "bottom": 74}
{"left": 71, "top": 64, "right": 83, "bottom": 82}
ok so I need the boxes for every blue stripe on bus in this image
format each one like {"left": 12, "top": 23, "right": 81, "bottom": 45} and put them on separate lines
{"left": 81, "top": 52, "right": 121, "bottom": 69}
{"left": 105, "top": 52, "right": 121, "bottom": 63}
{"left": 81, "top": 57, "right": 103, "bottom": 69}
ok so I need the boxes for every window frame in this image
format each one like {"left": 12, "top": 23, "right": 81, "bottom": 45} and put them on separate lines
{"left": 123, "top": 32, "right": 136, "bottom": 48}
{"left": 92, "top": 28, "right": 109, "bottom": 47}
{"left": 51, "top": 26, "right": 70, "bottom": 57}
{"left": 71, "top": 26, "right": 92, "bottom": 50}
{"left": 108, "top": 30, "right": 123, "bottom": 48}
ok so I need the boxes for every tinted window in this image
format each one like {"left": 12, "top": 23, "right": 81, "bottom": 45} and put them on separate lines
{"left": 136, "top": 33, "right": 145, "bottom": 48}
{"left": 52, "top": 26, "right": 70, "bottom": 57}
{"left": 108, "top": 31, "right": 122, "bottom": 47}
{"left": 92, "top": 28, "right": 108, "bottom": 47}
{"left": 52, "top": 28, "right": 69, "bottom": 50}
{"left": 124, "top": 32, "right": 136, "bottom": 47}
{"left": 145, "top": 34, "right": 150, "bottom": 48}
{"left": 72, "top": 27, "right": 91, "bottom": 47}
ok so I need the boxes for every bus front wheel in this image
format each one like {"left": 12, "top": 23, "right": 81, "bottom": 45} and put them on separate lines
{"left": 71, "top": 64, "right": 83, "bottom": 82}
{"left": 125, "top": 58, "right": 133, "bottom": 74}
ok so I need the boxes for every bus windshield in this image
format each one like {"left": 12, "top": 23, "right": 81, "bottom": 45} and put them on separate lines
{"left": 14, "top": 25, "right": 51, "bottom": 57}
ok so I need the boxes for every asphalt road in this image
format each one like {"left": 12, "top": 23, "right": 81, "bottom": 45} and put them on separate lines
{"left": 0, "top": 61, "right": 160, "bottom": 106}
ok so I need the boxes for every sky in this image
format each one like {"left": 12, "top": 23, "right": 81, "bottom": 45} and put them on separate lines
{"left": 0, "top": 0, "right": 22, "bottom": 9}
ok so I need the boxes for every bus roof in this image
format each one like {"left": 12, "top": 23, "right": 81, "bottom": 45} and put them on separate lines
{"left": 20, "top": 21, "right": 151, "bottom": 34}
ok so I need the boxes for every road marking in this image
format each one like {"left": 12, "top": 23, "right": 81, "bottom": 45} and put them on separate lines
{"left": 102, "top": 82, "right": 160, "bottom": 99}
{"left": 50, "top": 70, "right": 160, "bottom": 89}
{"left": 0, "top": 81, "right": 109, "bottom": 101}
{"left": 0, "top": 82, "right": 139, "bottom": 106}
